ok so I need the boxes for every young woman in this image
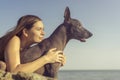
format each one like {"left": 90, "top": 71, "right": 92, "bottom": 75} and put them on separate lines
{"left": 0, "top": 15, "right": 66, "bottom": 73}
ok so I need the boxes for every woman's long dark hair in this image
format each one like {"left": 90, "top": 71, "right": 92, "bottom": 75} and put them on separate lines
{"left": 0, "top": 15, "right": 42, "bottom": 61}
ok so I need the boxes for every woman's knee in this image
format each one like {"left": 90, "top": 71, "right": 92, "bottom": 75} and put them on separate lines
{"left": 0, "top": 61, "right": 6, "bottom": 71}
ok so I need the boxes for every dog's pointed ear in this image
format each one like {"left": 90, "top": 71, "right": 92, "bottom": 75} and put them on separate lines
{"left": 64, "top": 7, "right": 71, "bottom": 21}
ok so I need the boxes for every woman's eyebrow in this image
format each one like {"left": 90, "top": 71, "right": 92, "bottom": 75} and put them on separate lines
{"left": 35, "top": 27, "right": 44, "bottom": 30}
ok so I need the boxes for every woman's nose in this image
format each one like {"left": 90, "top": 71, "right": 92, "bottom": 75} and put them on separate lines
{"left": 41, "top": 30, "right": 45, "bottom": 36}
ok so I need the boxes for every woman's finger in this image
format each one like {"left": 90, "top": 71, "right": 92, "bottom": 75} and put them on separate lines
{"left": 49, "top": 48, "right": 57, "bottom": 52}
{"left": 56, "top": 51, "right": 63, "bottom": 54}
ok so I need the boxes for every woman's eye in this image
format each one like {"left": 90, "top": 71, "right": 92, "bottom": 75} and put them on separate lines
{"left": 36, "top": 27, "right": 44, "bottom": 31}
{"left": 36, "top": 28, "right": 41, "bottom": 30}
{"left": 38, "top": 28, "right": 41, "bottom": 30}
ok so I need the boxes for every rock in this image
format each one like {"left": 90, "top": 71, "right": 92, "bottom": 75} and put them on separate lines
{"left": 0, "top": 70, "right": 13, "bottom": 80}
{"left": 0, "top": 70, "right": 53, "bottom": 80}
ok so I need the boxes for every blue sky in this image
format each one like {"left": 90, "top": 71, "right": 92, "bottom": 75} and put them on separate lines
{"left": 0, "top": 0, "right": 120, "bottom": 70}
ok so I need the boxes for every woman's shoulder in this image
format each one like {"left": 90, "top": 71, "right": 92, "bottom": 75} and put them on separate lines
{"left": 5, "top": 35, "right": 21, "bottom": 51}
{"left": 8, "top": 35, "right": 21, "bottom": 45}
{"left": 10, "top": 35, "right": 20, "bottom": 42}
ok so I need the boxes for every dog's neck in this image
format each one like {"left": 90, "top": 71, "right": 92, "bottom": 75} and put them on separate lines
{"left": 48, "top": 23, "right": 71, "bottom": 50}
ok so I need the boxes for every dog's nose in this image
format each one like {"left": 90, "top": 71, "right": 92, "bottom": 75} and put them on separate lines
{"left": 89, "top": 32, "right": 93, "bottom": 37}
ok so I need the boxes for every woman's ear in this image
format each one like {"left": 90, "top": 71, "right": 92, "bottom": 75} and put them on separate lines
{"left": 22, "top": 28, "right": 29, "bottom": 37}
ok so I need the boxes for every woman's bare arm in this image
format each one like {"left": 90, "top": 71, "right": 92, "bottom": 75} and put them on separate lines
{"left": 4, "top": 36, "right": 65, "bottom": 73}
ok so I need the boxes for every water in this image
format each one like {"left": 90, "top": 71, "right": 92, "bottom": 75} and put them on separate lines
{"left": 58, "top": 70, "right": 120, "bottom": 80}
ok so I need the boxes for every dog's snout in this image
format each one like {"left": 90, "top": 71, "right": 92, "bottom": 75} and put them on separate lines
{"left": 84, "top": 29, "right": 93, "bottom": 38}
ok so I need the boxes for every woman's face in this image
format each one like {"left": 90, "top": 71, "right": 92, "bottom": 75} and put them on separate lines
{"left": 27, "top": 21, "right": 45, "bottom": 43}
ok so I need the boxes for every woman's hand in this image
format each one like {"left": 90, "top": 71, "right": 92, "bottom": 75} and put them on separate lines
{"left": 44, "top": 48, "right": 66, "bottom": 65}
{"left": 61, "top": 54, "right": 66, "bottom": 66}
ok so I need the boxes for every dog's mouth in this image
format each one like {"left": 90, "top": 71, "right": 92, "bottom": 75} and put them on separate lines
{"left": 80, "top": 38, "right": 86, "bottom": 42}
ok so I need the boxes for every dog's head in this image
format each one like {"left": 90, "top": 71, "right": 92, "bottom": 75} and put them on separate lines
{"left": 64, "top": 7, "right": 93, "bottom": 42}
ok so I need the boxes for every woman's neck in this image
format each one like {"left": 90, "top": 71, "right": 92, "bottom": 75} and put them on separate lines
{"left": 20, "top": 36, "right": 32, "bottom": 51}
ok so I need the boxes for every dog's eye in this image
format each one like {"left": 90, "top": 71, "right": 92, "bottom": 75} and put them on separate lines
{"left": 78, "top": 23, "right": 82, "bottom": 26}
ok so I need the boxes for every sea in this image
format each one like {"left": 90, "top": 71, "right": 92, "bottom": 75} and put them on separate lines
{"left": 58, "top": 70, "right": 120, "bottom": 80}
